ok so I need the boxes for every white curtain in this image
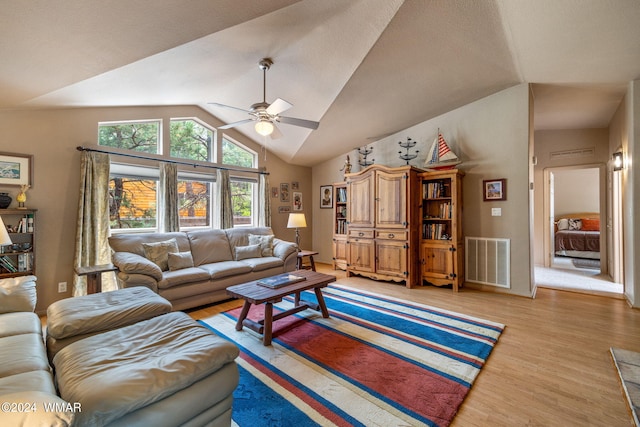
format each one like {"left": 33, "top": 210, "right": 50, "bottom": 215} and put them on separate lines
{"left": 259, "top": 173, "right": 271, "bottom": 227}
{"left": 217, "top": 169, "right": 234, "bottom": 229}
{"left": 73, "top": 151, "right": 117, "bottom": 296}
{"left": 159, "top": 162, "right": 179, "bottom": 232}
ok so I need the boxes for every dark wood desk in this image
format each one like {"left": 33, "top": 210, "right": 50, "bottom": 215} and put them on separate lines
{"left": 226, "top": 269, "right": 335, "bottom": 345}
{"left": 296, "top": 249, "right": 318, "bottom": 271}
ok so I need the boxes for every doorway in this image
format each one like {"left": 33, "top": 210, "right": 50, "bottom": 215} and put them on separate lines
{"left": 539, "top": 164, "right": 622, "bottom": 295}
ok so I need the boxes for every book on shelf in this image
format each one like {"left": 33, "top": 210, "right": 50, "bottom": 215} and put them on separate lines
{"left": 336, "top": 187, "right": 347, "bottom": 203}
{"left": 0, "top": 256, "right": 17, "bottom": 273}
{"left": 423, "top": 180, "right": 449, "bottom": 199}
{"left": 257, "top": 273, "right": 307, "bottom": 289}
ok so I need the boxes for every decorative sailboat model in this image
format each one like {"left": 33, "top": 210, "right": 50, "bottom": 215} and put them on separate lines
{"left": 424, "top": 129, "right": 461, "bottom": 170}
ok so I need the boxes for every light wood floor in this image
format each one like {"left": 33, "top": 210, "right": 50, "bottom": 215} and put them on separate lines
{"left": 188, "top": 263, "right": 639, "bottom": 427}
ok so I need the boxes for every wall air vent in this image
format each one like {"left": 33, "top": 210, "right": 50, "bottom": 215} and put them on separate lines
{"left": 549, "top": 147, "right": 595, "bottom": 160}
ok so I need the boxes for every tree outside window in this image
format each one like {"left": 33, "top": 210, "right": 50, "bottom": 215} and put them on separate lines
{"left": 109, "top": 177, "right": 157, "bottom": 229}
{"left": 98, "top": 121, "right": 159, "bottom": 153}
{"left": 170, "top": 119, "right": 213, "bottom": 161}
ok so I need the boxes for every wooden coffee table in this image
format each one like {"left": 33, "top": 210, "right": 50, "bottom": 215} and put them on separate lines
{"left": 226, "top": 269, "right": 336, "bottom": 345}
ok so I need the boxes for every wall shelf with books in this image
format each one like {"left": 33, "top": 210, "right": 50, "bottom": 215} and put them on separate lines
{"left": 0, "top": 209, "right": 36, "bottom": 279}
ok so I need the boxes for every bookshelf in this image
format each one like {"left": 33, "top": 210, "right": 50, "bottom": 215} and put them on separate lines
{"left": 0, "top": 209, "right": 36, "bottom": 278}
{"left": 419, "top": 170, "right": 464, "bottom": 291}
{"left": 332, "top": 183, "right": 348, "bottom": 270}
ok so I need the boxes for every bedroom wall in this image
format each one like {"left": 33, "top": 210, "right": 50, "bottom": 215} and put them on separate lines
{"left": 312, "top": 83, "right": 534, "bottom": 297}
{"left": 553, "top": 168, "right": 599, "bottom": 215}
{"left": 532, "top": 129, "right": 609, "bottom": 265}
{"left": 0, "top": 105, "right": 311, "bottom": 313}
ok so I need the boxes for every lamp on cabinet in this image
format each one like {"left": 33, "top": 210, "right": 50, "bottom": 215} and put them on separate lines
{"left": 0, "top": 217, "right": 12, "bottom": 248}
{"left": 287, "top": 213, "right": 307, "bottom": 251}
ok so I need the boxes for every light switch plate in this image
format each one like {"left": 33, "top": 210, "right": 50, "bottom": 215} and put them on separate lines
{"left": 491, "top": 208, "right": 502, "bottom": 216}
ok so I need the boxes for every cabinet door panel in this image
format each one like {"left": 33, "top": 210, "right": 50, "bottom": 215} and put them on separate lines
{"left": 376, "top": 240, "right": 406, "bottom": 277}
{"left": 376, "top": 171, "right": 407, "bottom": 228}
{"left": 347, "top": 173, "right": 374, "bottom": 228}
{"left": 421, "top": 243, "right": 453, "bottom": 279}
{"left": 347, "top": 239, "right": 375, "bottom": 272}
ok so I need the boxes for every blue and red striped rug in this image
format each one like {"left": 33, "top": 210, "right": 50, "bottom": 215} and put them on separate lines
{"left": 199, "top": 284, "right": 504, "bottom": 427}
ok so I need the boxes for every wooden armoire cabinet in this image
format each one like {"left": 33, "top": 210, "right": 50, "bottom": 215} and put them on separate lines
{"left": 345, "top": 165, "right": 422, "bottom": 288}
{"left": 419, "top": 169, "right": 464, "bottom": 291}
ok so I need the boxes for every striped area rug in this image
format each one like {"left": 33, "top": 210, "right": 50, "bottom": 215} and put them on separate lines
{"left": 199, "top": 284, "right": 504, "bottom": 427}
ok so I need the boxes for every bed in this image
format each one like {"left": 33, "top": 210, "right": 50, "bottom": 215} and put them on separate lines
{"left": 554, "top": 212, "right": 601, "bottom": 260}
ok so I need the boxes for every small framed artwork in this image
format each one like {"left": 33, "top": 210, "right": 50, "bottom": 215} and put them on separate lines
{"left": 293, "top": 192, "right": 303, "bottom": 211}
{"left": 278, "top": 206, "right": 291, "bottom": 214}
{"left": 280, "top": 183, "right": 290, "bottom": 202}
{"left": 291, "top": 181, "right": 299, "bottom": 190}
{"left": 483, "top": 178, "right": 506, "bottom": 201}
{"left": 0, "top": 152, "right": 33, "bottom": 187}
{"left": 320, "top": 185, "right": 333, "bottom": 209}
{"left": 271, "top": 187, "right": 278, "bottom": 198}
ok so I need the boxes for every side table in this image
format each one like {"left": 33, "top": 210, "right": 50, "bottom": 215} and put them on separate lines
{"left": 296, "top": 250, "right": 318, "bottom": 271}
{"left": 75, "top": 263, "right": 118, "bottom": 294}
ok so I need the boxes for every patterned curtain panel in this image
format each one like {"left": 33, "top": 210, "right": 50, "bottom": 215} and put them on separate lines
{"left": 217, "top": 169, "right": 234, "bottom": 229}
{"left": 159, "top": 162, "right": 179, "bottom": 232}
{"left": 259, "top": 173, "right": 271, "bottom": 227}
{"left": 73, "top": 151, "right": 117, "bottom": 296}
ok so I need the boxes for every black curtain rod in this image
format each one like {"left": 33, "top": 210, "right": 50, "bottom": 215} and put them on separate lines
{"left": 76, "top": 146, "right": 268, "bottom": 175}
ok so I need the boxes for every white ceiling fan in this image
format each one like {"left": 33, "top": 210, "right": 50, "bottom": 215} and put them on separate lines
{"left": 209, "top": 58, "right": 319, "bottom": 139}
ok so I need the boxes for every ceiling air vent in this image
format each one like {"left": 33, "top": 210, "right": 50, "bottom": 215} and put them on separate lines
{"left": 549, "top": 147, "right": 595, "bottom": 160}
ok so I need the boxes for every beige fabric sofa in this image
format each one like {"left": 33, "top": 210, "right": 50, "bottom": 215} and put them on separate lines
{"left": 109, "top": 227, "right": 298, "bottom": 310}
{"left": 0, "top": 279, "right": 240, "bottom": 427}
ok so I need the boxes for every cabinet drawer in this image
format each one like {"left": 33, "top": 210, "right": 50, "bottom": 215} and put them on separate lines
{"left": 375, "top": 230, "right": 407, "bottom": 241}
{"left": 348, "top": 229, "right": 374, "bottom": 239}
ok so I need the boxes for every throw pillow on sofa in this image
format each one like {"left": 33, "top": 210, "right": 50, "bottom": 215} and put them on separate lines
{"left": 0, "top": 275, "right": 36, "bottom": 313}
{"left": 235, "top": 244, "right": 262, "bottom": 261}
{"left": 168, "top": 251, "right": 195, "bottom": 271}
{"left": 248, "top": 234, "right": 274, "bottom": 257}
{"left": 143, "top": 238, "right": 179, "bottom": 271}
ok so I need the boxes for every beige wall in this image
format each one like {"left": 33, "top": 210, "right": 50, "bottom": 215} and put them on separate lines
{"left": 312, "top": 84, "right": 535, "bottom": 297}
{"left": 0, "top": 105, "right": 310, "bottom": 313}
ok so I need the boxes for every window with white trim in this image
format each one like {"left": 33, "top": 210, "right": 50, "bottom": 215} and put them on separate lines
{"left": 98, "top": 120, "right": 161, "bottom": 154}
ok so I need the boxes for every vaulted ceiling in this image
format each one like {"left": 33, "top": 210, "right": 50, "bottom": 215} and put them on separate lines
{"left": 1, "top": 0, "right": 639, "bottom": 166}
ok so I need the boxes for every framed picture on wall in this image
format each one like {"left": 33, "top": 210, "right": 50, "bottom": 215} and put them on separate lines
{"left": 0, "top": 152, "right": 33, "bottom": 187}
{"left": 278, "top": 206, "right": 291, "bottom": 214}
{"left": 483, "top": 178, "right": 506, "bottom": 201}
{"left": 293, "top": 192, "right": 302, "bottom": 211}
{"left": 280, "top": 183, "right": 290, "bottom": 202}
{"left": 291, "top": 181, "right": 299, "bottom": 190}
{"left": 271, "top": 187, "right": 278, "bottom": 198}
{"left": 320, "top": 185, "right": 333, "bottom": 209}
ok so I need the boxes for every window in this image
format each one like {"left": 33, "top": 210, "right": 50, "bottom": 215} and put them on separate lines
{"left": 178, "top": 179, "right": 212, "bottom": 228}
{"left": 170, "top": 119, "right": 214, "bottom": 161}
{"left": 222, "top": 137, "right": 256, "bottom": 168}
{"left": 98, "top": 120, "right": 160, "bottom": 154}
{"left": 109, "top": 176, "right": 157, "bottom": 230}
{"left": 230, "top": 178, "right": 255, "bottom": 226}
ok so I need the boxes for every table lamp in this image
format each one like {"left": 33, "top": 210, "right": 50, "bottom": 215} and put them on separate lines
{"left": 287, "top": 213, "right": 307, "bottom": 251}
{"left": 0, "top": 217, "right": 12, "bottom": 249}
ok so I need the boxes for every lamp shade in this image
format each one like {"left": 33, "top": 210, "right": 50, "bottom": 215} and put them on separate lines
{"left": 287, "top": 213, "right": 307, "bottom": 228}
{"left": 255, "top": 120, "right": 274, "bottom": 136}
{"left": 0, "top": 217, "right": 12, "bottom": 246}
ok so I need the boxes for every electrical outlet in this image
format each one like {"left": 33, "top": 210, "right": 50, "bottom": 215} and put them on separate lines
{"left": 58, "top": 282, "right": 67, "bottom": 293}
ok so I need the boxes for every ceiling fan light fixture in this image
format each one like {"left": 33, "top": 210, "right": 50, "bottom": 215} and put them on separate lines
{"left": 255, "top": 119, "right": 274, "bottom": 136}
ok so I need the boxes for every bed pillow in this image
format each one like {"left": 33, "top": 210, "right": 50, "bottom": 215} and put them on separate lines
{"left": 568, "top": 218, "right": 582, "bottom": 230}
{"left": 581, "top": 218, "right": 600, "bottom": 231}
{"left": 556, "top": 218, "right": 569, "bottom": 231}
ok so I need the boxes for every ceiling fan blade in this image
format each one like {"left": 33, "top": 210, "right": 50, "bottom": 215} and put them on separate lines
{"left": 208, "top": 102, "right": 251, "bottom": 114}
{"left": 269, "top": 123, "right": 283, "bottom": 140}
{"left": 278, "top": 115, "right": 320, "bottom": 130}
{"left": 266, "top": 98, "right": 292, "bottom": 116}
{"left": 219, "top": 118, "right": 255, "bottom": 129}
